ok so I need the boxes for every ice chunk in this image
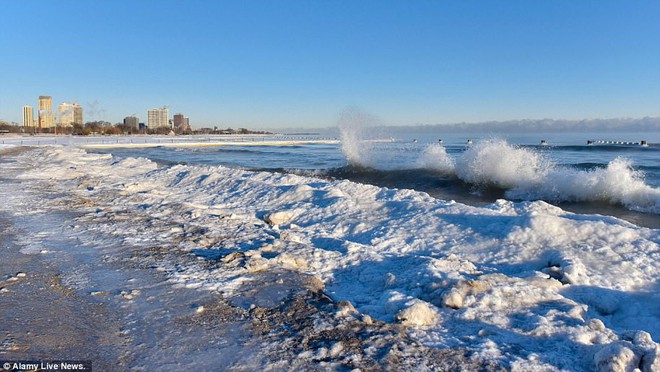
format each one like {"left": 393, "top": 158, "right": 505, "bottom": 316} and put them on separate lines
{"left": 593, "top": 342, "right": 640, "bottom": 372}
{"left": 641, "top": 345, "right": 660, "bottom": 372}
{"left": 264, "top": 210, "right": 297, "bottom": 226}
{"left": 336, "top": 300, "right": 358, "bottom": 317}
{"left": 442, "top": 279, "right": 491, "bottom": 309}
{"left": 396, "top": 300, "right": 439, "bottom": 326}
{"left": 275, "top": 253, "right": 308, "bottom": 270}
{"left": 541, "top": 251, "right": 589, "bottom": 285}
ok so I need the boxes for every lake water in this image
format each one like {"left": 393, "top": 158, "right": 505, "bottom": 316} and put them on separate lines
{"left": 91, "top": 130, "right": 660, "bottom": 228}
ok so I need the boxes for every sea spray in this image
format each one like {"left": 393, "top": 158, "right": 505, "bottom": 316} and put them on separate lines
{"left": 455, "top": 139, "right": 551, "bottom": 188}
{"left": 507, "top": 157, "right": 660, "bottom": 213}
{"left": 338, "top": 109, "right": 456, "bottom": 171}
{"left": 417, "top": 144, "right": 455, "bottom": 174}
{"left": 453, "top": 140, "right": 660, "bottom": 212}
{"left": 337, "top": 108, "right": 379, "bottom": 167}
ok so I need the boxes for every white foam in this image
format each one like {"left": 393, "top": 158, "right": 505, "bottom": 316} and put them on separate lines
{"left": 455, "top": 139, "right": 551, "bottom": 188}
{"left": 512, "top": 157, "right": 660, "bottom": 213}
{"left": 417, "top": 144, "right": 455, "bottom": 174}
{"left": 415, "top": 139, "right": 659, "bottom": 213}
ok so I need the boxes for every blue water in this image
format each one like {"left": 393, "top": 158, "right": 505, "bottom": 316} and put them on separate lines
{"left": 92, "top": 130, "right": 660, "bottom": 228}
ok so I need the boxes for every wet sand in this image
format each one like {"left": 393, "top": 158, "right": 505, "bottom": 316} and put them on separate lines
{"left": 0, "top": 214, "right": 125, "bottom": 371}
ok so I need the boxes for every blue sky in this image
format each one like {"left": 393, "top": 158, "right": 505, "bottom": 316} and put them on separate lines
{"left": 2, "top": 1, "right": 660, "bottom": 128}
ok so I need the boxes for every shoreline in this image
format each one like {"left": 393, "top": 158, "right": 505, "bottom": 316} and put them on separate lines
{"left": 0, "top": 135, "right": 340, "bottom": 149}
{"left": 81, "top": 139, "right": 340, "bottom": 149}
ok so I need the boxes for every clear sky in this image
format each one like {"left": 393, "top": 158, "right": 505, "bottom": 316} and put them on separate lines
{"left": 2, "top": 0, "right": 660, "bottom": 129}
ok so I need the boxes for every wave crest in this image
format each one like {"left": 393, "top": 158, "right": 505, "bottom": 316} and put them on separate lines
{"left": 507, "top": 157, "right": 660, "bottom": 213}
{"left": 338, "top": 134, "right": 660, "bottom": 213}
{"left": 417, "top": 144, "right": 455, "bottom": 174}
{"left": 455, "top": 139, "right": 551, "bottom": 188}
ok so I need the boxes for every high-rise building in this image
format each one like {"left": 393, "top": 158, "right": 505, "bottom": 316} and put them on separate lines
{"left": 173, "top": 113, "right": 192, "bottom": 132}
{"left": 58, "top": 102, "right": 83, "bottom": 127}
{"left": 38, "top": 96, "right": 55, "bottom": 129}
{"left": 58, "top": 103, "right": 72, "bottom": 127}
{"left": 123, "top": 116, "right": 139, "bottom": 130}
{"left": 74, "top": 105, "right": 83, "bottom": 126}
{"left": 147, "top": 107, "right": 169, "bottom": 129}
{"left": 173, "top": 113, "right": 184, "bottom": 127}
{"left": 22, "top": 105, "right": 34, "bottom": 128}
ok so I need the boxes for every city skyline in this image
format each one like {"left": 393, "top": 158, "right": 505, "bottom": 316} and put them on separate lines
{"left": 19, "top": 95, "right": 191, "bottom": 132}
{"left": 2, "top": 1, "right": 660, "bottom": 129}
{"left": 12, "top": 95, "right": 201, "bottom": 135}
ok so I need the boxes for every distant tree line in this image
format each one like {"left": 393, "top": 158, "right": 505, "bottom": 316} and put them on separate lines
{"left": 0, "top": 121, "right": 22, "bottom": 133}
{"left": 393, "top": 117, "right": 660, "bottom": 133}
{"left": 0, "top": 122, "right": 272, "bottom": 136}
{"left": 194, "top": 127, "right": 272, "bottom": 135}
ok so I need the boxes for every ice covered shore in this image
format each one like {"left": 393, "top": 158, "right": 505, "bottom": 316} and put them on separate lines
{"left": 3, "top": 145, "right": 660, "bottom": 371}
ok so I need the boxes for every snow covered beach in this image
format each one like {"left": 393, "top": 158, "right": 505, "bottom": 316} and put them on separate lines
{"left": 1, "top": 141, "right": 659, "bottom": 371}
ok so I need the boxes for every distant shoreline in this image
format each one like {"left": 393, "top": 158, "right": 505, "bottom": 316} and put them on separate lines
{"left": 82, "top": 139, "right": 340, "bottom": 149}
{"left": 0, "top": 135, "right": 340, "bottom": 149}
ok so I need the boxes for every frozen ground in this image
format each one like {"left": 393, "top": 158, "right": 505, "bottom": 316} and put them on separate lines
{"left": 1, "top": 143, "right": 659, "bottom": 371}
